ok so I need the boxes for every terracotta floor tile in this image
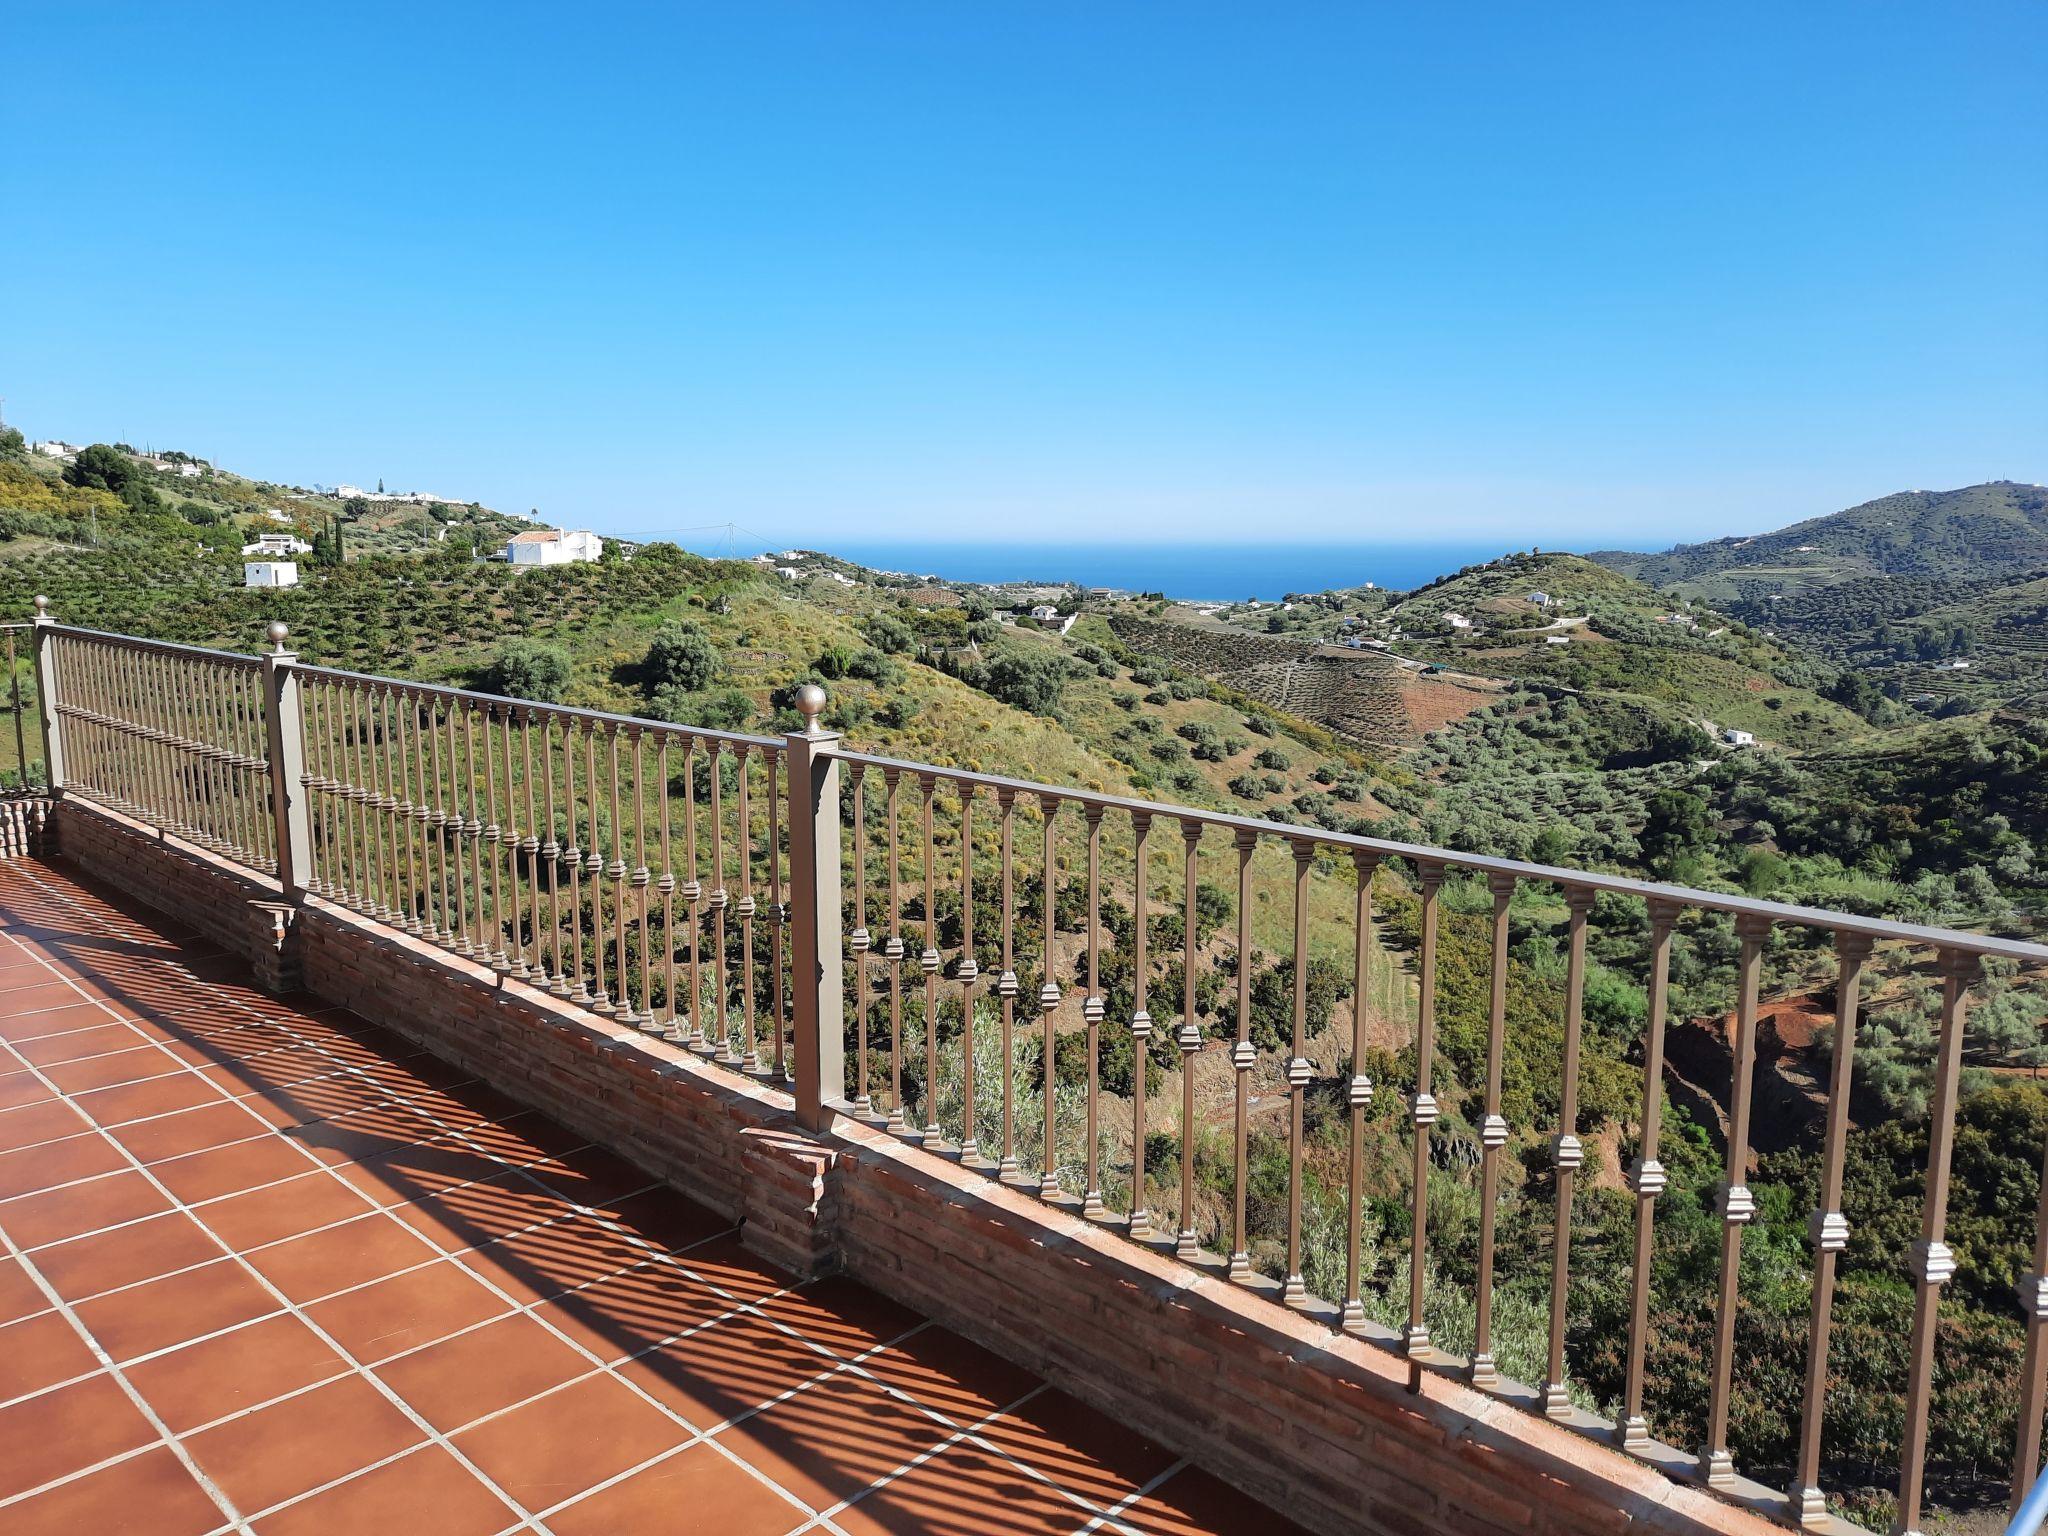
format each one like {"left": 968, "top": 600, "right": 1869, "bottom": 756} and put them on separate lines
{"left": 330, "top": 1136, "right": 517, "bottom": 1205}
{"left": 195, "top": 1044, "right": 331, "bottom": 1098}
{"left": 0, "top": 1067, "right": 54, "bottom": 1111}
{"left": 285, "top": 1102, "right": 442, "bottom": 1164}
{"left": 1119, "top": 1465, "right": 1313, "bottom": 1536}
{"left": 752, "top": 1276, "right": 925, "bottom": 1360}
{"left": 0, "top": 1309, "right": 101, "bottom": 1400}
{"left": 110, "top": 1100, "right": 269, "bottom": 1164}
{"left": 183, "top": 1371, "right": 425, "bottom": 1516}
{"left": 434, "top": 1109, "right": 587, "bottom": 1165}
{"left": 718, "top": 1367, "right": 954, "bottom": 1513}
{"left": 0, "top": 1130, "right": 129, "bottom": 1200}
{"left": 376, "top": 1310, "right": 591, "bottom": 1432}
{"left": 33, "top": 1209, "right": 222, "bottom": 1302}
{"left": 73, "top": 1072, "right": 230, "bottom": 1129}
{"left": 531, "top": 1258, "right": 734, "bottom": 1362}
{"left": 73, "top": 1257, "right": 281, "bottom": 1361}
{"left": 526, "top": 1145, "right": 658, "bottom": 1214}
{"left": 41, "top": 1046, "right": 188, "bottom": 1096}
{"left": 832, "top": 1438, "right": 1089, "bottom": 1536}
{"left": 0, "top": 1256, "right": 51, "bottom": 1324}
{"left": 0, "top": 1373, "right": 157, "bottom": 1500}
{"left": 15, "top": 1021, "right": 150, "bottom": 1066}
{"left": 0, "top": 982, "right": 95, "bottom": 1020}
{"left": 664, "top": 1232, "right": 791, "bottom": 1303}
{"left": 861, "top": 1327, "right": 1041, "bottom": 1428}
{"left": 386, "top": 1170, "right": 569, "bottom": 1251}
{"left": 154, "top": 1135, "right": 314, "bottom": 1205}
{"left": 200, "top": 1170, "right": 378, "bottom": 1251}
{"left": 247, "top": 1071, "right": 391, "bottom": 1128}
{"left": 604, "top": 1186, "right": 733, "bottom": 1253}
{"left": 463, "top": 1211, "right": 655, "bottom": 1303}
{"left": 252, "top": 1444, "right": 516, "bottom": 1536}
{"left": 0, "top": 1097, "right": 91, "bottom": 1153}
{"left": 977, "top": 1388, "right": 1175, "bottom": 1510}
{"left": 618, "top": 1312, "right": 834, "bottom": 1429}
{"left": 0, "top": 1168, "right": 173, "bottom": 1250}
{"left": 306, "top": 1258, "right": 510, "bottom": 1363}
{"left": 244, "top": 1211, "right": 440, "bottom": 1304}
{"left": 0, "top": 1001, "right": 117, "bottom": 1042}
{"left": 454, "top": 1372, "right": 689, "bottom": 1513}
{"left": 548, "top": 1441, "right": 807, "bottom": 1536}
{"left": 1, "top": 1444, "right": 225, "bottom": 1536}
{"left": 125, "top": 1313, "right": 350, "bottom": 1433}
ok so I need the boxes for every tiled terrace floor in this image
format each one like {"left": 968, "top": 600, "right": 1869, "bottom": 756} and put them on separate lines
{"left": 0, "top": 857, "right": 1302, "bottom": 1536}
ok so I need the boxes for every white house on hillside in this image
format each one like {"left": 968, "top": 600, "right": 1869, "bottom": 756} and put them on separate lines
{"left": 1723, "top": 728, "right": 1756, "bottom": 747}
{"left": 506, "top": 528, "right": 603, "bottom": 565}
{"left": 1442, "top": 611, "right": 1472, "bottom": 631}
{"left": 244, "top": 560, "right": 299, "bottom": 589}
{"left": 242, "top": 533, "right": 312, "bottom": 557}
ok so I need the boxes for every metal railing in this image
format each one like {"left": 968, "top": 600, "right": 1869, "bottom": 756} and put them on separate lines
{"left": 26, "top": 602, "right": 2048, "bottom": 1535}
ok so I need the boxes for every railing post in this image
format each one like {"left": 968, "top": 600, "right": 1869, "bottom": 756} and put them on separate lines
{"left": 29, "top": 596, "right": 64, "bottom": 795}
{"left": 785, "top": 684, "right": 845, "bottom": 1132}
{"left": 260, "top": 622, "right": 314, "bottom": 902}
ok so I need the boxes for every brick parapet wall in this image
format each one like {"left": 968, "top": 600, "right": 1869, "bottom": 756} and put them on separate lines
{"left": 49, "top": 798, "right": 1793, "bottom": 1536}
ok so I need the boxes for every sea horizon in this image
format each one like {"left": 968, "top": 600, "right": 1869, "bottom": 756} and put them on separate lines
{"left": 687, "top": 538, "right": 1654, "bottom": 601}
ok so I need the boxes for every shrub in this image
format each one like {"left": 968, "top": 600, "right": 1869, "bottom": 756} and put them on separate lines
{"left": 644, "top": 622, "right": 720, "bottom": 694}
{"left": 481, "top": 641, "right": 571, "bottom": 702}
{"left": 1253, "top": 746, "right": 1291, "bottom": 771}
{"left": 984, "top": 652, "right": 1066, "bottom": 715}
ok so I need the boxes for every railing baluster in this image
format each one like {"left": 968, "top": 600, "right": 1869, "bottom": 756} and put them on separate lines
{"left": 656, "top": 733, "right": 678, "bottom": 1033}
{"left": 1892, "top": 949, "right": 1980, "bottom": 1535}
{"left": 736, "top": 744, "right": 756, "bottom": 1065}
{"left": 516, "top": 708, "right": 539, "bottom": 976}
{"left": 683, "top": 736, "right": 705, "bottom": 1047}
{"left": 1703, "top": 913, "right": 1772, "bottom": 1484}
{"left": 920, "top": 772, "right": 941, "bottom": 1138}
{"left": 1128, "top": 810, "right": 1153, "bottom": 1239}
{"left": 430, "top": 694, "right": 453, "bottom": 935}
{"left": 2011, "top": 1104, "right": 2048, "bottom": 1511}
{"left": 1471, "top": 872, "right": 1516, "bottom": 1379}
{"left": 1620, "top": 899, "right": 1680, "bottom": 1450}
{"left": 1405, "top": 860, "right": 1444, "bottom": 1361}
{"left": 585, "top": 723, "right": 608, "bottom": 1007}
{"left": 770, "top": 749, "right": 787, "bottom": 1078}
{"left": 957, "top": 784, "right": 980, "bottom": 1159}
{"left": 609, "top": 724, "right": 633, "bottom": 1022}
{"left": 884, "top": 767, "right": 905, "bottom": 1131}
{"left": 1283, "top": 838, "right": 1313, "bottom": 1307}
{"left": 1542, "top": 887, "right": 1594, "bottom": 1416}
{"left": 1082, "top": 805, "right": 1106, "bottom": 1217}
{"left": 997, "top": 787, "right": 1019, "bottom": 1174}
{"left": 1229, "top": 826, "right": 1256, "bottom": 1280}
{"left": 849, "top": 763, "right": 872, "bottom": 1112}
{"left": 1787, "top": 930, "right": 1869, "bottom": 1522}
{"left": 634, "top": 729, "right": 654, "bottom": 1031}
{"left": 1039, "top": 792, "right": 1063, "bottom": 1197}
{"left": 709, "top": 743, "right": 731, "bottom": 1058}
{"left": 484, "top": 702, "right": 508, "bottom": 967}
{"left": 1176, "top": 818, "right": 1203, "bottom": 1261}
{"left": 563, "top": 721, "right": 587, "bottom": 998}
{"left": 1343, "top": 851, "right": 1379, "bottom": 1333}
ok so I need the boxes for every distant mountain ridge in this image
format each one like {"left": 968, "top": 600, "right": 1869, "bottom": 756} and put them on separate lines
{"left": 1588, "top": 481, "right": 2048, "bottom": 588}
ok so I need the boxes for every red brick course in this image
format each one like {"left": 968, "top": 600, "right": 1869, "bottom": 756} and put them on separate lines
{"left": 49, "top": 797, "right": 1790, "bottom": 1536}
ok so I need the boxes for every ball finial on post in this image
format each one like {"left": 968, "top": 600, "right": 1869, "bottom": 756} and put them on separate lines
{"left": 794, "top": 682, "right": 828, "bottom": 736}
{"left": 32, "top": 595, "right": 50, "bottom": 619}
{"left": 267, "top": 620, "right": 290, "bottom": 654}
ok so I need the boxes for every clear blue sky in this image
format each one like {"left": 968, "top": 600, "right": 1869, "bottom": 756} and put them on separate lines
{"left": 6, "top": 3, "right": 2043, "bottom": 548}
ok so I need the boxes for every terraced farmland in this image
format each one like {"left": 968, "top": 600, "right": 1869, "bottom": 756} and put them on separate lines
{"left": 1109, "top": 615, "right": 1489, "bottom": 749}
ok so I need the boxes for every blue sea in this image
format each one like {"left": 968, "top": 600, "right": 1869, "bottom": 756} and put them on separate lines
{"left": 801, "top": 540, "right": 1549, "bottom": 601}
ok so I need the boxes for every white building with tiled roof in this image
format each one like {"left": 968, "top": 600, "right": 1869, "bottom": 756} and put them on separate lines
{"left": 505, "top": 528, "right": 603, "bottom": 566}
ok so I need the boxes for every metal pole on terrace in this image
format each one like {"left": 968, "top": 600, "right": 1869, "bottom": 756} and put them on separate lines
{"left": 786, "top": 683, "right": 846, "bottom": 1131}
{"left": 29, "top": 597, "right": 64, "bottom": 795}
{"left": 261, "top": 621, "right": 314, "bottom": 902}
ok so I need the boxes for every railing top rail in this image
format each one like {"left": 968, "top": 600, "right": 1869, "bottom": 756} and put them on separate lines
{"left": 289, "top": 661, "right": 785, "bottom": 753}
{"left": 830, "top": 746, "right": 2048, "bottom": 963}
{"left": 43, "top": 623, "right": 264, "bottom": 668}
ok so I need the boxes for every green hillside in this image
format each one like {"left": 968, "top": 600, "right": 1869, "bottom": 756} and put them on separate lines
{"left": 1590, "top": 481, "right": 2048, "bottom": 600}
